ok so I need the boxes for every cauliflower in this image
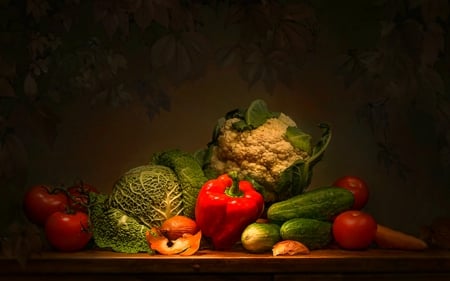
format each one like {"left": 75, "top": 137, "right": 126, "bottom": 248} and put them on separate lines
{"left": 211, "top": 114, "right": 309, "bottom": 187}
{"left": 198, "top": 99, "right": 332, "bottom": 203}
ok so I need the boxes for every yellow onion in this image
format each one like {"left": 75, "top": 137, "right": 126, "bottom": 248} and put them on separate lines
{"left": 160, "top": 215, "right": 199, "bottom": 241}
{"left": 146, "top": 227, "right": 202, "bottom": 256}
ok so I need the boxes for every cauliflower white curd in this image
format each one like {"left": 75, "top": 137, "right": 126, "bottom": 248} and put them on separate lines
{"left": 210, "top": 113, "right": 310, "bottom": 188}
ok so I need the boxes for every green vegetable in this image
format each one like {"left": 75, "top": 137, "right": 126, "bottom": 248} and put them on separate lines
{"left": 241, "top": 222, "right": 281, "bottom": 253}
{"left": 108, "top": 164, "right": 184, "bottom": 228}
{"left": 197, "top": 99, "right": 332, "bottom": 203}
{"left": 227, "top": 98, "right": 280, "bottom": 131}
{"left": 90, "top": 149, "right": 207, "bottom": 254}
{"left": 285, "top": 126, "right": 312, "bottom": 155}
{"left": 277, "top": 123, "right": 331, "bottom": 199}
{"left": 266, "top": 186, "right": 354, "bottom": 222}
{"left": 89, "top": 193, "right": 152, "bottom": 254}
{"left": 151, "top": 148, "right": 208, "bottom": 218}
{"left": 280, "top": 218, "right": 332, "bottom": 250}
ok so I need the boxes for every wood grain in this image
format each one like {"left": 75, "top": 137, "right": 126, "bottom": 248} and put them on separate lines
{"left": 1, "top": 249, "right": 449, "bottom": 281}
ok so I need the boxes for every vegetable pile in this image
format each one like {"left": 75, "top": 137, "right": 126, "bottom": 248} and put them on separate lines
{"left": 22, "top": 99, "right": 434, "bottom": 256}
{"left": 90, "top": 148, "right": 207, "bottom": 253}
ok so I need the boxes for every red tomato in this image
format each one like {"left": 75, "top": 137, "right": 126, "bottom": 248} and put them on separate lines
{"left": 67, "top": 182, "right": 99, "bottom": 212}
{"left": 23, "top": 185, "right": 69, "bottom": 226}
{"left": 332, "top": 210, "right": 377, "bottom": 250}
{"left": 333, "top": 176, "right": 369, "bottom": 210}
{"left": 45, "top": 211, "right": 92, "bottom": 252}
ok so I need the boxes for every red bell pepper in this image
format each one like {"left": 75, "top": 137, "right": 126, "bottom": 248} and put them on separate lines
{"left": 194, "top": 172, "right": 264, "bottom": 250}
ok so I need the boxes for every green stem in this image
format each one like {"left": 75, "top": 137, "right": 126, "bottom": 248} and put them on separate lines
{"left": 224, "top": 171, "right": 243, "bottom": 197}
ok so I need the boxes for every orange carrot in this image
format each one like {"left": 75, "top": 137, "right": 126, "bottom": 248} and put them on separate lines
{"left": 375, "top": 224, "right": 428, "bottom": 251}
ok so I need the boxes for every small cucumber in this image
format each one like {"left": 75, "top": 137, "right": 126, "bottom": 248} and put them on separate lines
{"left": 241, "top": 222, "right": 281, "bottom": 253}
{"left": 280, "top": 218, "right": 332, "bottom": 250}
{"left": 267, "top": 186, "right": 354, "bottom": 222}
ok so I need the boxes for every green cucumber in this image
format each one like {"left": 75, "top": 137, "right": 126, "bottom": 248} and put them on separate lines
{"left": 266, "top": 186, "right": 354, "bottom": 222}
{"left": 241, "top": 222, "right": 281, "bottom": 253}
{"left": 280, "top": 218, "right": 332, "bottom": 250}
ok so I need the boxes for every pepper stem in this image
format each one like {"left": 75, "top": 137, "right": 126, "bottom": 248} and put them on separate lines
{"left": 224, "top": 171, "right": 243, "bottom": 197}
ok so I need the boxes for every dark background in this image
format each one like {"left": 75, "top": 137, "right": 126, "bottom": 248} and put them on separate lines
{"left": 1, "top": 0, "right": 449, "bottom": 248}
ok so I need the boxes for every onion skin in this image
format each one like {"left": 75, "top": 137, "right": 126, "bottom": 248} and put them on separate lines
{"left": 160, "top": 215, "right": 199, "bottom": 241}
{"left": 272, "top": 240, "right": 310, "bottom": 256}
{"left": 146, "top": 227, "right": 202, "bottom": 256}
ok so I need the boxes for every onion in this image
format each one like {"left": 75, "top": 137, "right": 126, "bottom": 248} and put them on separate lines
{"left": 160, "top": 215, "right": 199, "bottom": 241}
{"left": 272, "top": 240, "right": 310, "bottom": 256}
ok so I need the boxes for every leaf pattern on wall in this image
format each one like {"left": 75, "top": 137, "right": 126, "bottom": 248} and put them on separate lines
{"left": 337, "top": 0, "right": 450, "bottom": 178}
{"left": 23, "top": 73, "right": 37, "bottom": 100}
{"left": 0, "top": 131, "right": 28, "bottom": 188}
{"left": 133, "top": 0, "right": 170, "bottom": 30}
{"left": 151, "top": 31, "right": 211, "bottom": 84}
{"left": 93, "top": 0, "right": 132, "bottom": 38}
{"left": 218, "top": 1, "right": 317, "bottom": 92}
{"left": 135, "top": 76, "right": 171, "bottom": 120}
{"left": 0, "top": 78, "right": 15, "bottom": 97}
{"left": 376, "top": 142, "right": 411, "bottom": 181}
{"left": 75, "top": 46, "right": 131, "bottom": 106}
{"left": 0, "top": 56, "right": 16, "bottom": 98}
{"left": 26, "top": 0, "right": 50, "bottom": 22}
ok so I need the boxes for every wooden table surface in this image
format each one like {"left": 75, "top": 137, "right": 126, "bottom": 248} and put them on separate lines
{"left": 1, "top": 248, "right": 450, "bottom": 281}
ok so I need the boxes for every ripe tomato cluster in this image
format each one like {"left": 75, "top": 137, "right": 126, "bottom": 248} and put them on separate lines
{"left": 331, "top": 175, "right": 378, "bottom": 250}
{"left": 23, "top": 182, "right": 98, "bottom": 252}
